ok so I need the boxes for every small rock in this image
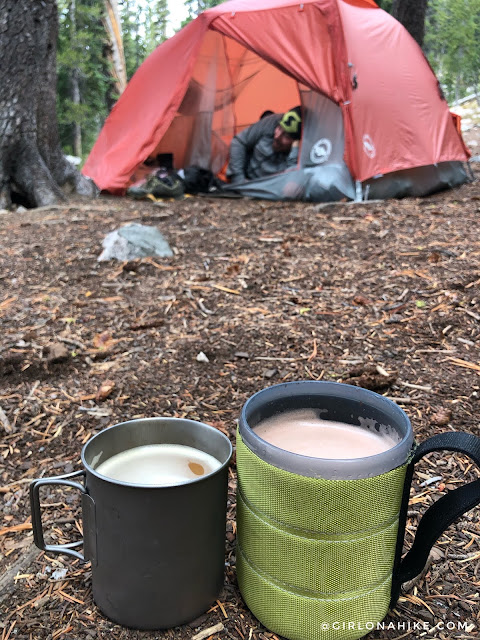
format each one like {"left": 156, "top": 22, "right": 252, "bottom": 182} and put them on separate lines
{"left": 430, "top": 546, "right": 445, "bottom": 562}
{"left": 234, "top": 352, "right": 249, "bottom": 359}
{"left": 51, "top": 567, "right": 68, "bottom": 580}
{"left": 196, "top": 351, "right": 209, "bottom": 363}
{"left": 98, "top": 223, "right": 173, "bottom": 261}
{"left": 263, "top": 368, "right": 278, "bottom": 379}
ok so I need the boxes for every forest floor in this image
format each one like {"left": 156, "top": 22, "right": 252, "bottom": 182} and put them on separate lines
{"left": 1, "top": 159, "right": 480, "bottom": 640}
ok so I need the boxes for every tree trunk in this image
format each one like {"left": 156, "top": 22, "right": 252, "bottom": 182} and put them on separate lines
{"left": 392, "top": 0, "right": 428, "bottom": 49}
{"left": 0, "top": 0, "right": 95, "bottom": 209}
{"left": 103, "top": 0, "right": 127, "bottom": 96}
{"left": 70, "top": 0, "right": 83, "bottom": 158}
{"left": 72, "top": 67, "right": 83, "bottom": 159}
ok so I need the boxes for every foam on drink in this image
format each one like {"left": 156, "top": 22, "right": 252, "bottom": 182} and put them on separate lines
{"left": 254, "top": 409, "right": 399, "bottom": 459}
{"left": 94, "top": 443, "right": 221, "bottom": 486}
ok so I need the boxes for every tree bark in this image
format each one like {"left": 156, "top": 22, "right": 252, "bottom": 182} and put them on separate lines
{"left": 392, "top": 0, "right": 428, "bottom": 49}
{"left": 70, "top": 0, "right": 82, "bottom": 158}
{"left": 103, "top": 0, "right": 127, "bottom": 96}
{"left": 0, "top": 0, "right": 95, "bottom": 209}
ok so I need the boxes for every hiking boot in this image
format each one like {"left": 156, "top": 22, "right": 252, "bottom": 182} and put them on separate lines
{"left": 150, "top": 175, "right": 184, "bottom": 199}
{"left": 127, "top": 172, "right": 184, "bottom": 200}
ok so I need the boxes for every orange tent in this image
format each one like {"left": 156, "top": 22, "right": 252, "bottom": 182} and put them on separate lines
{"left": 83, "top": 0, "right": 470, "bottom": 201}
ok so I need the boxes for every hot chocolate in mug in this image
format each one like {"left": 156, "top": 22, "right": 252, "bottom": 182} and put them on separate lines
{"left": 30, "top": 417, "right": 232, "bottom": 629}
{"left": 236, "top": 381, "right": 480, "bottom": 640}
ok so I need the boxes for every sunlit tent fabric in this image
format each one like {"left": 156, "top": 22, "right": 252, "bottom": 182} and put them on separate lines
{"left": 82, "top": 0, "right": 471, "bottom": 202}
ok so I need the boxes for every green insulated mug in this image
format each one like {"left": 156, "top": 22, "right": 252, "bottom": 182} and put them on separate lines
{"left": 236, "top": 381, "right": 480, "bottom": 640}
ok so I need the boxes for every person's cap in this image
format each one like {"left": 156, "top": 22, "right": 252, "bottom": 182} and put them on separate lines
{"left": 279, "top": 107, "right": 302, "bottom": 140}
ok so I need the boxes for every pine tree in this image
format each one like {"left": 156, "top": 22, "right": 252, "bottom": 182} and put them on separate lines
{"left": 426, "top": 0, "right": 480, "bottom": 102}
{"left": 144, "top": 0, "right": 169, "bottom": 56}
{"left": 183, "top": 0, "right": 223, "bottom": 24}
{"left": 119, "top": 0, "right": 145, "bottom": 80}
{"left": 57, "top": 0, "right": 112, "bottom": 158}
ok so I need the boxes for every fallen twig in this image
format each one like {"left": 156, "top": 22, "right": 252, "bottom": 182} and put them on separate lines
{"left": 0, "top": 522, "right": 32, "bottom": 536}
{"left": 191, "top": 622, "right": 224, "bottom": 640}
{"left": 400, "top": 381, "right": 433, "bottom": 392}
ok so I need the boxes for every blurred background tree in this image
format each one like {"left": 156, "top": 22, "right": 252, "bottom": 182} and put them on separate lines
{"left": 184, "top": 0, "right": 222, "bottom": 19}
{"left": 57, "top": 0, "right": 114, "bottom": 158}
{"left": 57, "top": 0, "right": 170, "bottom": 160}
{"left": 425, "top": 0, "right": 480, "bottom": 103}
{"left": 181, "top": 0, "right": 222, "bottom": 27}
{"left": 144, "top": 0, "right": 169, "bottom": 56}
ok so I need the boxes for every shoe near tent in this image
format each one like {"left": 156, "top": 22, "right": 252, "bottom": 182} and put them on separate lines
{"left": 82, "top": 0, "right": 471, "bottom": 202}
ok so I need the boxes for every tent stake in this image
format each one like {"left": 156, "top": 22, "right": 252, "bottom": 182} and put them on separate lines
{"left": 355, "top": 180, "right": 363, "bottom": 202}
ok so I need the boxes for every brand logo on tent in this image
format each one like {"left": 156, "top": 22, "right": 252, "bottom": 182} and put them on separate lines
{"left": 310, "top": 139, "right": 332, "bottom": 164}
{"left": 363, "top": 134, "right": 376, "bottom": 159}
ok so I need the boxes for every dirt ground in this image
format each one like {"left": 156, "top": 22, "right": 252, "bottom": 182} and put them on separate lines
{"left": 1, "top": 162, "right": 480, "bottom": 640}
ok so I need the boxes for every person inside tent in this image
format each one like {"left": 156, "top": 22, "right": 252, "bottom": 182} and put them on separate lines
{"left": 227, "top": 106, "right": 302, "bottom": 185}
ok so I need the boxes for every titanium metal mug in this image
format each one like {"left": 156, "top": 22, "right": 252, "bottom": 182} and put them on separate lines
{"left": 30, "top": 417, "right": 233, "bottom": 629}
{"left": 236, "top": 381, "right": 480, "bottom": 640}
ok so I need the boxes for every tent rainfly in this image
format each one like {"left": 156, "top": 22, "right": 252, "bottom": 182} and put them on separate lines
{"left": 83, "top": 0, "right": 471, "bottom": 202}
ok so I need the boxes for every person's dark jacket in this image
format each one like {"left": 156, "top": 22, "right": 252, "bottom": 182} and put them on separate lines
{"left": 227, "top": 113, "right": 299, "bottom": 184}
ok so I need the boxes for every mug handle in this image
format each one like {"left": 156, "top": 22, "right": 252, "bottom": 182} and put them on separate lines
{"left": 29, "top": 470, "right": 89, "bottom": 562}
{"left": 390, "top": 432, "right": 480, "bottom": 607}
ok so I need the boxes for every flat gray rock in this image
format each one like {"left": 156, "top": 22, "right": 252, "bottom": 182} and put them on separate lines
{"left": 98, "top": 223, "right": 173, "bottom": 261}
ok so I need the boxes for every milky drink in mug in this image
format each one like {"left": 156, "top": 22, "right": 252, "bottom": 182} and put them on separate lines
{"left": 94, "top": 443, "right": 222, "bottom": 485}
{"left": 254, "top": 409, "right": 400, "bottom": 459}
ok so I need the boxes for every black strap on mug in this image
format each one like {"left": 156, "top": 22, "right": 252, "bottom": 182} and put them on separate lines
{"left": 391, "top": 432, "right": 480, "bottom": 608}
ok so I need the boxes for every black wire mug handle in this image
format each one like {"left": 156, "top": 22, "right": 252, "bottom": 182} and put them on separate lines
{"left": 391, "top": 432, "right": 480, "bottom": 607}
{"left": 29, "top": 470, "right": 90, "bottom": 562}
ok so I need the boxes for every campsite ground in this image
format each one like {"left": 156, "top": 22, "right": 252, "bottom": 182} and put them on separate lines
{"left": 1, "top": 158, "right": 480, "bottom": 640}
